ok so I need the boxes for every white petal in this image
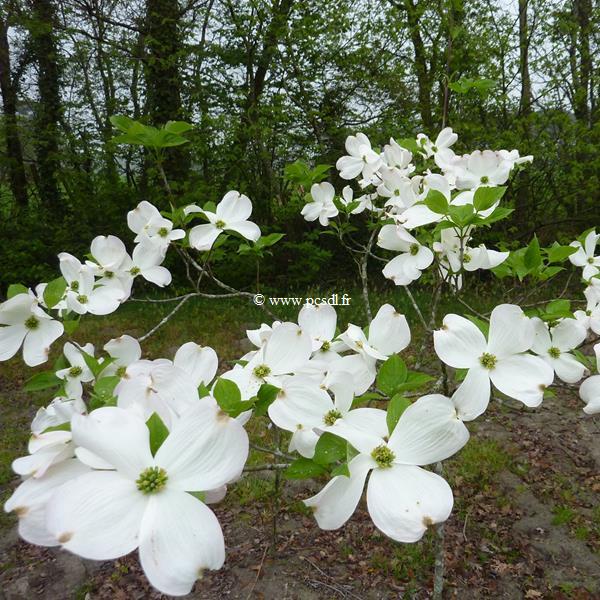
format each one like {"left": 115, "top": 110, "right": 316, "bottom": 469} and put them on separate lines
{"left": 226, "top": 220, "right": 261, "bottom": 242}
{"left": 141, "top": 265, "right": 172, "bottom": 287}
{"left": 340, "top": 407, "right": 388, "bottom": 439}
{"left": 173, "top": 343, "right": 218, "bottom": 387}
{"left": 46, "top": 470, "right": 147, "bottom": 559}
{"left": 580, "top": 375, "right": 600, "bottom": 414}
{"left": 303, "top": 454, "right": 374, "bottom": 529}
{"left": 104, "top": 335, "right": 141, "bottom": 365}
{"left": 71, "top": 407, "right": 154, "bottom": 478}
{"left": 531, "top": 317, "right": 551, "bottom": 355}
{"left": 451, "top": 367, "right": 491, "bottom": 421}
{"left": 433, "top": 314, "right": 485, "bottom": 368}
{"left": 367, "top": 465, "right": 453, "bottom": 542}
{"left": 368, "top": 304, "right": 411, "bottom": 355}
{"left": 23, "top": 320, "right": 64, "bottom": 366}
{"left": 298, "top": 303, "right": 337, "bottom": 346}
{"left": 264, "top": 322, "right": 312, "bottom": 375}
{"left": 188, "top": 224, "right": 221, "bottom": 251}
{"left": 155, "top": 402, "right": 248, "bottom": 491}
{"left": 490, "top": 354, "right": 554, "bottom": 406}
{"left": 139, "top": 490, "right": 224, "bottom": 596}
{"left": 487, "top": 304, "right": 533, "bottom": 357}
{"left": 216, "top": 191, "right": 252, "bottom": 222}
{"left": 552, "top": 353, "right": 586, "bottom": 384}
{"left": 388, "top": 395, "right": 469, "bottom": 463}
{"left": 288, "top": 429, "right": 320, "bottom": 458}
{"left": 268, "top": 376, "right": 333, "bottom": 432}
{"left": 552, "top": 318, "right": 587, "bottom": 351}
{"left": 325, "top": 418, "right": 384, "bottom": 455}
{"left": 329, "top": 353, "right": 376, "bottom": 395}
{"left": 0, "top": 324, "right": 25, "bottom": 361}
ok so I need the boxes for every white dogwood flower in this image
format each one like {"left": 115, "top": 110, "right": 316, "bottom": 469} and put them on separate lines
{"left": 0, "top": 292, "right": 64, "bottom": 366}
{"left": 378, "top": 224, "right": 433, "bottom": 285}
{"left": 453, "top": 150, "right": 511, "bottom": 190}
{"left": 129, "top": 238, "right": 172, "bottom": 287}
{"left": 45, "top": 404, "right": 248, "bottom": 596}
{"left": 416, "top": 127, "right": 458, "bottom": 159}
{"left": 569, "top": 230, "right": 600, "bottom": 281}
{"left": 336, "top": 133, "right": 382, "bottom": 180}
{"left": 305, "top": 395, "right": 468, "bottom": 541}
{"left": 531, "top": 318, "right": 587, "bottom": 383}
{"left": 56, "top": 342, "right": 95, "bottom": 398}
{"left": 301, "top": 182, "right": 339, "bottom": 226}
{"left": 434, "top": 304, "right": 554, "bottom": 421}
{"left": 127, "top": 201, "right": 184, "bottom": 249}
{"left": 185, "top": 191, "right": 261, "bottom": 251}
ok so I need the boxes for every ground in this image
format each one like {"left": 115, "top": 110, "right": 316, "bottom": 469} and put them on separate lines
{"left": 0, "top": 290, "right": 599, "bottom": 599}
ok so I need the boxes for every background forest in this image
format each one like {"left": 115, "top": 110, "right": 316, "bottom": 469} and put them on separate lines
{"left": 0, "top": 0, "right": 598, "bottom": 289}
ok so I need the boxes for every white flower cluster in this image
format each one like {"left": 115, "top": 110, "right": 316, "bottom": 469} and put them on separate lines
{"left": 301, "top": 128, "right": 531, "bottom": 286}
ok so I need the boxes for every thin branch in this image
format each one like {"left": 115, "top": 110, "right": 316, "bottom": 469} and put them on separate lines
{"left": 138, "top": 295, "right": 191, "bottom": 342}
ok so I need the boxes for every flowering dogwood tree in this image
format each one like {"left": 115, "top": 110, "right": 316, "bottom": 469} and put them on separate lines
{"left": 2, "top": 118, "right": 599, "bottom": 597}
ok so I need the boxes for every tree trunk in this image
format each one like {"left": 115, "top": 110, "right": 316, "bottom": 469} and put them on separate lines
{"left": 30, "top": 0, "right": 62, "bottom": 205}
{"left": 0, "top": 13, "right": 28, "bottom": 209}
{"left": 144, "top": 0, "right": 188, "bottom": 189}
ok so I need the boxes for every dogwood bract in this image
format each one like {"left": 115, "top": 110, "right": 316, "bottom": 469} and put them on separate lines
{"left": 434, "top": 304, "right": 554, "bottom": 421}
{"left": 304, "top": 395, "right": 468, "bottom": 541}
{"left": 45, "top": 403, "right": 248, "bottom": 596}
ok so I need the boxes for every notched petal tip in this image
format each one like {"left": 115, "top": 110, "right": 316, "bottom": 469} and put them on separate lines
{"left": 58, "top": 531, "right": 73, "bottom": 543}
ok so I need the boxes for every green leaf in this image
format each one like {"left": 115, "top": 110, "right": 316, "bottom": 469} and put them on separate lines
{"left": 189, "top": 491, "right": 206, "bottom": 501}
{"left": 146, "top": 412, "right": 170, "bottom": 456}
{"left": 524, "top": 236, "right": 542, "bottom": 270}
{"left": 24, "top": 371, "right": 61, "bottom": 392}
{"left": 63, "top": 318, "right": 80, "bottom": 335}
{"left": 42, "top": 422, "right": 71, "bottom": 434}
{"left": 394, "top": 371, "right": 435, "bottom": 393}
{"left": 213, "top": 378, "right": 254, "bottom": 417}
{"left": 164, "top": 121, "right": 193, "bottom": 134}
{"left": 331, "top": 462, "right": 351, "bottom": 477}
{"left": 90, "top": 375, "right": 120, "bottom": 408}
{"left": 546, "top": 243, "right": 577, "bottom": 263}
{"left": 473, "top": 186, "right": 506, "bottom": 211}
{"left": 546, "top": 299, "right": 571, "bottom": 315}
{"left": 424, "top": 190, "right": 449, "bottom": 214}
{"left": 396, "top": 138, "right": 420, "bottom": 154}
{"left": 313, "top": 433, "right": 347, "bottom": 466}
{"left": 81, "top": 350, "right": 105, "bottom": 378}
{"left": 254, "top": 383, "right": 279, "bottom": 416}
{"left": 376, "top": 355, "right": 408, "bottom": 397}
{"left": 109, "top": 114, "right": 137, "bottom": 132}
{"left": 448, "top": 204, "right": 474, "bottom": 227}
{"left": 386, "top": 395, "right": 412, "bottom": 435}
{"left": 43, "top": 276, "right": 67, "bottom": 309}
{"left": 7, "top": 283, "right": 28, "bottom": 298}
{"left": 284, "top": 457, "right": 327, "bottom": 479}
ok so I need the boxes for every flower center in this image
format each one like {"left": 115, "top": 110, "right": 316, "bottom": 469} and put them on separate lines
{"left": 371, "top": 444, "right": 395, "bottom": 468}
{"left": 116, "top": 366, "right": 127, "bottom": 378}
{"left": 76, "top": 294, "right": 88, "bottom": 304}
{"left": 463, "top": 253, "right": 472, "bottom": 263}
{"left": 480, "top": 176, "right": 489, "bottom": 184}
{"left": 24, "top": 316, "right": 39, "bottom": 330}
{"left": 548, "top": 346, "right": 561, "bottom": 359}
{"left": 588, "top": 257, "right": 594, "bottom": 264}
{"left": 321, "top": 340, "right": 331, "bottom": 352}
{"left": 215, "top": 220, "right": 226, "bottom": 229}
{"left": 479, "top": 352, "right": 497, "bottom": 370}
{"left": 158, "top": 227, "right": 169, "bottom": 238}
{"left": 431, "top": 145, "right": 438, "bottom": 152}
{"left": 70, "top": 281, "right": 79, "bottom": 292}
{"left": 323, "top": 409, "right": 342, "bottom": 426}
{"left": 394, "top": 189, "right": 400, "bottom": 196}
{"left": 130, "top": 267, "right": 141, "bottom": 276}
{"left": 253, "top": 364, "right": 271, "bottom": 379}
{"left": 69, "top": 366, "right": 83, "bottom": 377}
{"left": 104, "top": 270, "right": 114, "bottom": 279}
{"left": 136, "top": 466, "right": 168, "bottom": 494}
{"left": 586, "top": 310, "right": 592, "bottom": 316}
{"left": 409, "top": 243, "right": 419, "bottom": 256}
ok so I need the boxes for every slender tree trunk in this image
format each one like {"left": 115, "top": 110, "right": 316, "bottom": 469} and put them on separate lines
{"left": 0, "top": 13, "right": 28, "bottom": 209}
{"left": 573, "top": 0, "right": 591, "bottom": 124}
{"left": 144, "top": 0, "right": 188, "bottom": 190}
{"left": 30, "top": 0, "right": 62, "bottom": 205}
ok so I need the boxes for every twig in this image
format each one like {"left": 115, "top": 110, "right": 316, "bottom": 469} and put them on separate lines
{"left": 137, "top": 295, "right": 191, "bottom": 342}
{"left": 404, "top": 285, "right": 429, "bottom": 330}
{"left": 456, "top": 297, "right": 489, "bottom": 321}
{"left": 243, "top": 463, "right": 289, "bottom": 472}
{"left": 250, "top": 442, "right": 295, "bottom": 461}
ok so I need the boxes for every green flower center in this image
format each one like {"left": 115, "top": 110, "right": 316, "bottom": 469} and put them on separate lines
{"left": 394, "top": 189, "right": 400, "bottom": 196}
{"left": 548, "top": 346, "right": 561, "bottom": 359}
{"left": 215, "top": 220, "right": 226, "bottom": 229}
{"left": 76, "top": 295, "right": 88, "bottom": 304}
{"left": 463, "top": 253, "right": 472, "bottom": 263}
{"left": 253, "top": 364, "right": 271, "bottom": 379}
{"left": 323, "top": 409, "right": 342, "bottom": 426}
{"left": 431, "top": 145, "right": 438, "bottom": 152}
{"left": 409, "top": 243, "right": 419, "bottom": 256}
{"left": 116, "top": 366, "right": 127, "bottom": 378}
{"left": 104, "top": 270, "right": 114, "bottom": 279}
{"left": 479, "top": 352, "right": 497, "bottom": 370}
{"left": 24, "top": 316, "right": 39, "bottom": 330}
{"left": 158, "top": 227, "right": 169, "bottom": 238}
{"left": 371, "top": 444, "right": 395, "bottom": 468}
{"left": 69, "top": 366, "right": 83, "bottom": 377}
{"left": 588, "top": 257, "right": 594, "bottom": 264}
{"left": 480, "top": 176, "right": 489, "bottom": 184}
{"left": 586, "top": 310, "right": 592, "bottom": 316}
{"left": 136, "top": 466, "right": 168, "bottom": 494}
{"left": 321, "top": 340, "right": 331, "bottom": 352}
{"left": 70, "top": 281, "right": 79, "bottom": 292}
{"left": 130, "top": 267, "right": 141, "bottom": 276}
